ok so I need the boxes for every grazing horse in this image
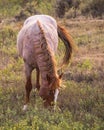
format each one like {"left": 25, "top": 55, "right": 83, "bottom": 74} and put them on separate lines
{"left": 17, "top": 15, "right": 74, "bottom": 110}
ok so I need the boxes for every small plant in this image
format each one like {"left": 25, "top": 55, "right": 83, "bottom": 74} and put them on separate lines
{"left": 78, "top": 59, "right": 93, "bottom": 71}
{"left": 0, "top": 1, "right": 104, "bottom": 130}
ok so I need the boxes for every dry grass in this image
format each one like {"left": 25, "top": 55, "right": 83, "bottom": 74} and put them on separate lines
{"left": 0, "top": 18, "right": 104, "bottom": 129}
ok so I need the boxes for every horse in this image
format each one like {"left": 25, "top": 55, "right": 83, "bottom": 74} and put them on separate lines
{"left": 17, "top": 15, "right": 74, "bottom": 110}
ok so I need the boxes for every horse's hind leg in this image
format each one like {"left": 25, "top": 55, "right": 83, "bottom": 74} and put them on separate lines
{"left": 23, "top": 64, "right": 33, "bottom": 111}
{"left": 35, "top": 68, "right": 40, "bottom": 90}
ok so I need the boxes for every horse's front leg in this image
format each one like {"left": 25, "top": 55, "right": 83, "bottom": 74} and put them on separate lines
{"left": 35, "top": 68, "right": 40, "bottom": 90}
{"left": 23, "top": 64, "right": 33, "bottom": 111}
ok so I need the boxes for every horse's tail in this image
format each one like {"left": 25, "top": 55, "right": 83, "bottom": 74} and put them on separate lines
{"left": 57, "top": 24, "right": 75, "bottom": 66}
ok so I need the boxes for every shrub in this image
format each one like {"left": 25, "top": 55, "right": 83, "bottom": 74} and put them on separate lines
{"left": 81, "top": 0, "right": 104, "bottom": 18}
{"left": 55, "top": 0, "right": 80, "bottom": 18}
{"left": 55, "top": 0, "right": 73, "bottom": 18}
{"left": 56, "top": 0, "right": 104, "bottom": 18}
{"left": 15, "top": 2, "right": 40, "bottom": 21}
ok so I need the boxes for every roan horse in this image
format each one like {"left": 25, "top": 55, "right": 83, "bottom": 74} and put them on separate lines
{"left": 17, "top": 15, "right": 74, "bottom": 110}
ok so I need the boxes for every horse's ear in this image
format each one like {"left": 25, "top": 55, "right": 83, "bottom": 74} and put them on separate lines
{"left": 59, "top": 73, "right": 63, "bottom": 79}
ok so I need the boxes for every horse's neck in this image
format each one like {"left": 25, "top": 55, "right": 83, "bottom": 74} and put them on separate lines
{"left": 34, "top": 37, "right": 57, "bottom": 87}
{"left": 34, "top": 21, "right": 58, "bottom": 87}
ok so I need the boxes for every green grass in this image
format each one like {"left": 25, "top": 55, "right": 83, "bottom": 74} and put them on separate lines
{"left": 0, "top": 80, "right": 104, "bottom": 130}
{"left": 0, "top": 2, "right": 104, "bottom": 129}
{"left": 0, "top": 0, "right": 56, "bottom": 19}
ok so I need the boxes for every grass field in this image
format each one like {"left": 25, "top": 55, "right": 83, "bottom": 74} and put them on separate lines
{"left": 0, "top": 14, "right": 104, "bottom": 130}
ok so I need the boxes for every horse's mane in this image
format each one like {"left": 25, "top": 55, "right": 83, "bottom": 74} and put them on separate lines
{"left": 36, "top": 20, "right": 57, "bottom": 79}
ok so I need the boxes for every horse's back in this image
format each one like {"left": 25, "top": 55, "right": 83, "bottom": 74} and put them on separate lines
{"left": 17, "top": 15, "right": 58, "bottom": 65}
{"left": 23, "top": 15, "right": 58, "bottom": 52}
{"left": 24, "top": 15, "right": 57, "bottom": 28}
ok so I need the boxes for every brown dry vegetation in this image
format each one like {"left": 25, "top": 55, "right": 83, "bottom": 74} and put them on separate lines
{"left": 0, "top": 17, "right": 104, "bottom": 130}
{"left": 0, "top": 0, "right": 104, "bottom": 129}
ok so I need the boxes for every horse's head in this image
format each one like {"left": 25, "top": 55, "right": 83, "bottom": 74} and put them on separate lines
{"left": 39, "top": 73, "right": 63, "bottom": 107}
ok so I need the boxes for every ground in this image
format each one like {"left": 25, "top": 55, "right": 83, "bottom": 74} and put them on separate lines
{"left": 0, "top": 18, "right": 104, "bottom": 130}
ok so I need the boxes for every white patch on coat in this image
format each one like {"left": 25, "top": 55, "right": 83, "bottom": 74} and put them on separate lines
{"left": 54, "top": 89, "right": 59, "bottom": 103}
{"left": 22, "top": 104, "right": 28, "bottom": 111}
